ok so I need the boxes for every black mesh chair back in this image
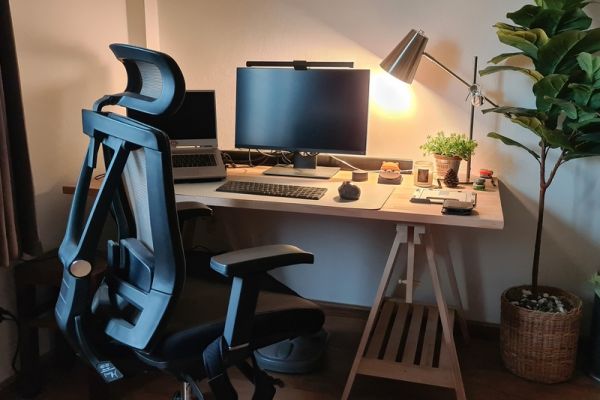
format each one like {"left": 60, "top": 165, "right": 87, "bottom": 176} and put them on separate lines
{"left": 55, "top": 43, "right": 186, "bottom": 381}
{"left": 55, "top": 44, "right": 325, "bottom": 400}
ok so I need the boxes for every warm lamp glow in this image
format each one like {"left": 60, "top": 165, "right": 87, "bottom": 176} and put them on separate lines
{"left": 370, "top": 69, "right": 415, "bottom": 117}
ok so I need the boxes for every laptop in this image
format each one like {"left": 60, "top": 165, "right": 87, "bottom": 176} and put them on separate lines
{"left": 128, "top": 90, "right": 227, "bottom": 181}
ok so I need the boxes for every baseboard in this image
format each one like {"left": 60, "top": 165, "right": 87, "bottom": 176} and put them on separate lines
{"left": 315, "top": 300, "right": 500, "bottom": 340}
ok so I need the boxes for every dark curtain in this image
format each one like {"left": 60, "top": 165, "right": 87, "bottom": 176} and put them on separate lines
{"left": 0, "top": 0, "right": 41, "bottom": 267}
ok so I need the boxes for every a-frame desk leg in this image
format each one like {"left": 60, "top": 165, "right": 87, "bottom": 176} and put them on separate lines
{"left": 422, "top": 230, "right": 467, "bottom": 400}
{"left": 342, "top": 223, "right": 467, "bottom": 400}
{"left": 342, "top": 224, "right": 409, "bottom": 400}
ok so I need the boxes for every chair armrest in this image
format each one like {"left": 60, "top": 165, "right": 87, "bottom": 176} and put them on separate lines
{"left": 210, "top": 244, "right": 314, "bottom": 278}
{"left": 176, "top": 201, "right": 213, "bottom": 223}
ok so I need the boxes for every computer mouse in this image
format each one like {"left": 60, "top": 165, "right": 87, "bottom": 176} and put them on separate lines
{"left": 338, "top": 181, "right": 361, "bottom": 201}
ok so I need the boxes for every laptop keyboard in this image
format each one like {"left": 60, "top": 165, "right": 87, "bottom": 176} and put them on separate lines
{"left": 173, "top": 153, "right": 217, "bottom": 168}
{"left": 216, "top": 180, "right": 327, "bottom": 200}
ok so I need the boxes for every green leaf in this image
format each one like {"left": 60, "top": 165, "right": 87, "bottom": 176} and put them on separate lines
{"left": 532, "top": 74, "right": 569, "bottom": 111}
{"left": 564, "top": 117, "right": 600, "bottom": 132}
{"left": 564, "top": 152, "right": 600, "bottom": 160}
{"left": 568, "top": 83, "right": 593, "bottom": 106}
{"left": 564, "top": 141, "right": 600, "bottom": 159}
{"left": 493, "top": 22, "right": 523, "bottom": 31}
{"left": 578, "top": 109, "right": 599, "bottom": 122}
{"left": 487, "top": 132, "right": 540, "bottom": 159}
{"left": 557, "top": 28, "right": 600, "bottom": 74}
{"left": 589, "top": 92, "right": 600, "bottom": 109}
{"left": 543, "top": 128, "right": 574, "bottom": 149}
{"left": 576, "top": 52, "right": 600, "bottom": 82}
{"left": 488, "top": 52, "right": 526, "bottom": 64}
{"left": 506, "top": 115, "right": 571, "bottom": 149}
{"left": 530, "top": 9, "right": 564, "bottom": 35}
{"left": 497, "top": 29, "right": 541, "bottom": 59}
{"left": 536, "top": 0, "right": 589, "bottom": 10}
{"left": 479, "top": 65, "right": 543, "bottom": 81}
{"left": 509, "top": 115, "right": 545, "bottom": 137}
{"left": 507, "top": 5, "right": 541, "bottom": 27}
{"left": 580, "top": 133, "right": 600, "bottom": 143}
{"left": 543, "top": 96, "right": 578, "bottom": 118}
{"left": 557, "top": 7, "right": 592, "bottom": 33}
{"left": 537, "top": 30, "right": 587, "bottom": 75}
{"left": 481, "top": 106, "right": 540, "bottom": 116}
{"left": 535, "top": 0, "right": 565, "bottom": 8}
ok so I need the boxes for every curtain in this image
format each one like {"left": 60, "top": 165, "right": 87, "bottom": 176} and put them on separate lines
{"left": 0, "top": 0, "right": 41, "bottom": 267}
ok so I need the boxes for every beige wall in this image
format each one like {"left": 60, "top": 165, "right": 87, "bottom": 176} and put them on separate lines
{"left": 155, "top": 0, "right": 600, "bottom": 323}
{"left": 0, "top": 0, "right": 131, "bottom": 384}
{"left": 2, "top": 0, "right": 600, "bottom": 385}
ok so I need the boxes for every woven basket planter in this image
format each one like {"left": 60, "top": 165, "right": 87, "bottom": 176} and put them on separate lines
{"left": 500, "top": 285, "right": 582, "bottom": 383}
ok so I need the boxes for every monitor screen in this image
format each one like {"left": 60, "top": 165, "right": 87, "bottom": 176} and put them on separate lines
{"left": 235, "top": 68, "right": 370, "bottom": 155}
{"left": 127, "top": 90, "right": 217, "bottom": 142}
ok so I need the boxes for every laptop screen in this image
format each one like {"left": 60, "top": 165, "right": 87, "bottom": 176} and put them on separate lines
{"left": 128, "top": 90, "right": 217, "bottom": 144}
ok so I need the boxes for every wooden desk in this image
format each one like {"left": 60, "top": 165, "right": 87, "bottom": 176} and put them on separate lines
{"left": 63, "top": 166, "right": 503, "bottom": 400}
{"left": 175, "top": 167, "right": 503, "bottom": 229}
{"left": 175, "top": 166, "right": 503, "bottom": 400}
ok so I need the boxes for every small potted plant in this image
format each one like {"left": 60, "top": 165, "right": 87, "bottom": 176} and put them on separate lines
{"left": 420, "top": 131, "right": 477, "bottom": 177}
{"left": 590, "top": 273, "right": 600, "bottom": 382}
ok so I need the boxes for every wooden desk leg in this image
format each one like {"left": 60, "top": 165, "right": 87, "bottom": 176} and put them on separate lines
{"left": 441, "top": 241, "right": 470, "bottom": 343}
{"left": 422, "top": 229, "right": 467, "bottom": 400}
{"left": 405, "top": 229, "right": 415, "bottom": 304}
{"left": 342, "top": 224, "right": 409, "bottom": 400}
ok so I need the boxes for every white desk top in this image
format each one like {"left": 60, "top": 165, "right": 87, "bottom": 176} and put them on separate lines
{"left": 175, "top": 166, "right": 504, "bottom": 230}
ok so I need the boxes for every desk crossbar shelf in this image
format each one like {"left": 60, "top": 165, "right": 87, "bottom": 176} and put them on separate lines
{"left": 357, "top": 299, "right": 456, "bottom": 389}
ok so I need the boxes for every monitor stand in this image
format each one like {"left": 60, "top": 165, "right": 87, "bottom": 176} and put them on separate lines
{"left": 263, "top": 152, "right": 340, "bottom": 179}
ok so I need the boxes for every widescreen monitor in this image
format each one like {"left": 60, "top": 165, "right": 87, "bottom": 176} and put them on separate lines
{"left": 235, "top": 67, "right": 370, "bottom": 178}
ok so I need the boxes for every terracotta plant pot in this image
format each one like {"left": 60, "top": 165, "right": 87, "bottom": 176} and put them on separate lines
{"left": 433, "top": 154, "right": 462, "bottom": 178}
{"left": 500, "top": 285, "right": 582, "bottom": 383}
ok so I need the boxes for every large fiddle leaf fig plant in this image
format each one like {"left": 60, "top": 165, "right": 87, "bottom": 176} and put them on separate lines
{"left": 481, "top": 0, "right": 600, "bottom": 293}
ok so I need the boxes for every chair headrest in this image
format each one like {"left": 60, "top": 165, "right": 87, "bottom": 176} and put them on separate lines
{"left": 108, "top": 43, "right": 185, "bottom": 116}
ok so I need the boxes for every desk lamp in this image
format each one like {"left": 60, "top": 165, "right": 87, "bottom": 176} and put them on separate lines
{"left": 380, "top": 29, "right": 498, "bottom": 182}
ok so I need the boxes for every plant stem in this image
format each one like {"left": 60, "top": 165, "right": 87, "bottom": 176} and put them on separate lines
{"left": 531, "top": 144, "right": 547, "bottom": 293}
{"left": 531, "top": 148, "right": 564, "bottom": 292}
{"left": 531, "top": 185, "right": 546, "bottom": 292}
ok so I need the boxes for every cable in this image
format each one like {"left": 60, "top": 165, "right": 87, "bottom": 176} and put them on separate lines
{"left": 329, "top": 155, "right": 360, "bottom": 170}
{"left": 256, "top": 149, "right": 280, "bottom": 158}
{"left": 221, "top": 152, "right": 238, "bottom": 168}
{"left": 0, "top": 307, "right": 21, "bottom": 373}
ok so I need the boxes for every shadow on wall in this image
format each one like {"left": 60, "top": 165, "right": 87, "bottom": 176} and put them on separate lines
{"left": 453, "top": 178, "right": 600, "bottom": 325}
{"left": 20, "top": 37, "right": 111, "bottom": 250}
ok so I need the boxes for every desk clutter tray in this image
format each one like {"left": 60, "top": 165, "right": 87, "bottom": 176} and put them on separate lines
{"left": 410, "top": 188, "right": 477, "bottom": 206}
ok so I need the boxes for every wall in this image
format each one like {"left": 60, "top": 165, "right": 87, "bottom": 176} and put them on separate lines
{"left": 0, "top": 0, "right": 131, "bottom": 385}
{"left": 155, "top": 0, "right": 600, "bottom": 323}
{"left": 2, "top": 0, "right": 599, "bottom": 385}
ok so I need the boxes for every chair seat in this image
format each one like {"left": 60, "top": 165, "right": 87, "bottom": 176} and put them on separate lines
{"left": 137, "top": 276, "right": 324, "bottom": 378}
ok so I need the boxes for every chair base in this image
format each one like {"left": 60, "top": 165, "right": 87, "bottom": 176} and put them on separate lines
{"left": 254, "top": 329, "right": 328, "bottom": 374}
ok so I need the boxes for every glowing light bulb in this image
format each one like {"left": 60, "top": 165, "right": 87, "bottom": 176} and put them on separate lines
{"left": 370, "top": 70, "right": 415, "bottom": 118}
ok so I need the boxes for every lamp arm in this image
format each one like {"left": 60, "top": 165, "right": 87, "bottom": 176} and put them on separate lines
{"left": 423, "top": 52, "right": 499, "bottom": 108}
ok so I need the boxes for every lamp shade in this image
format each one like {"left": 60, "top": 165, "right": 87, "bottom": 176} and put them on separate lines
{"left": 380, "top": 29, "right": 428, "bottom": 84}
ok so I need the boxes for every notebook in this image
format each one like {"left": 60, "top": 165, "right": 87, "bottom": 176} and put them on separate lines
{"left": 128, "top": 90, "right": 227, "bottom": 181}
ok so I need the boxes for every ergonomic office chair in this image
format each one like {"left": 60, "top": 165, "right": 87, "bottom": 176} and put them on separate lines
{"left": 54, "top": 43, "right": 324, "bottom": 399}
